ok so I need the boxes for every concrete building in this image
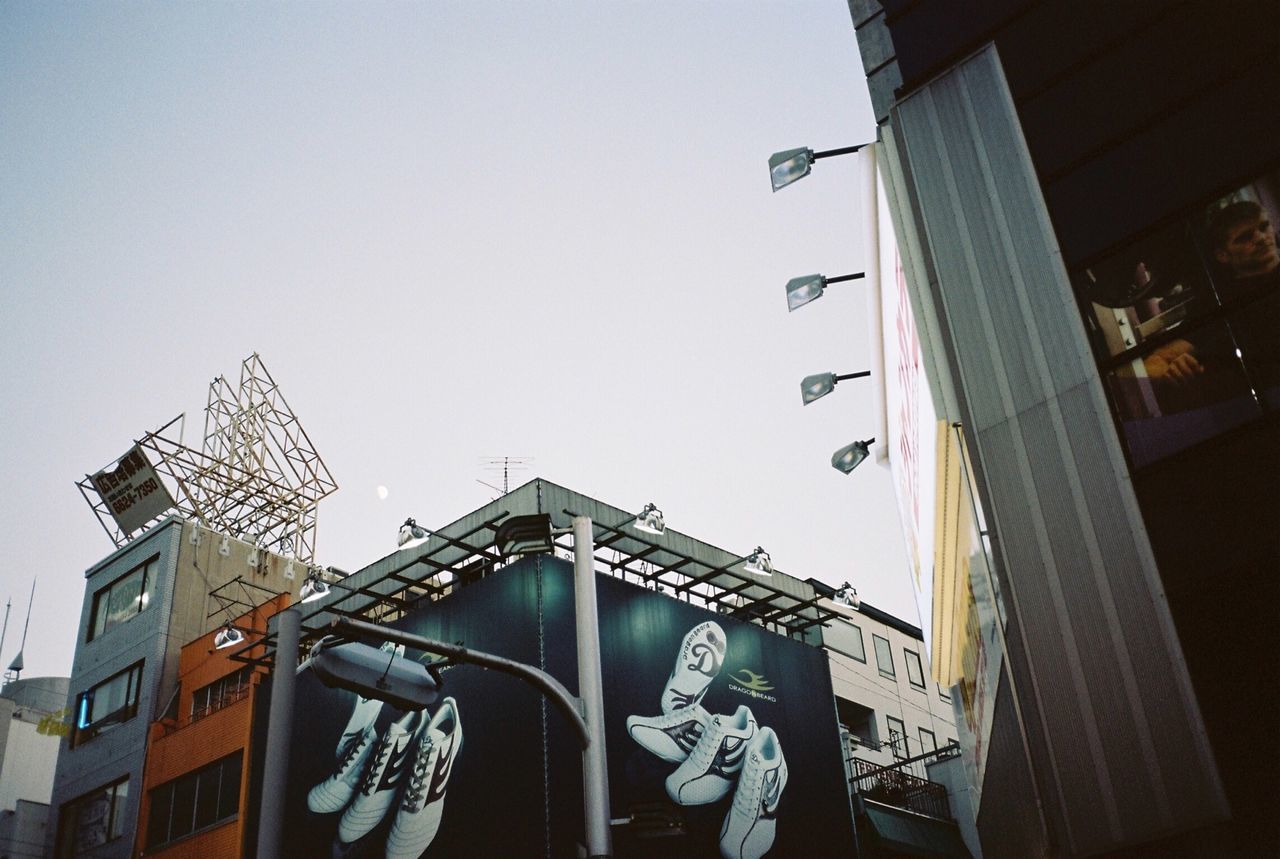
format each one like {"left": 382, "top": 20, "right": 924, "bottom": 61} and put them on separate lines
{"left": 844, "top": 1, "right": 1280, "bottom": 855}
{"left": 0, "top": 676, "right": 69, "bottom": 859}
{"left": 49, "top": 519, "right": 299, "bottom": 859}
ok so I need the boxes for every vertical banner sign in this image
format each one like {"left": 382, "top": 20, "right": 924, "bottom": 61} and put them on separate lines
{"left": 91, "top": 445, "right": 176, "bottom": 534}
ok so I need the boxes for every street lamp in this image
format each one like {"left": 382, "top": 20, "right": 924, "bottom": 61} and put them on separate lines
{"left": 831, "top": 439, "right": 875, "bottom": 475}
{"left": 786, "top": 271, "right": 866, "bottom": 312}
{"left": 801, "top": 370, "right": 871, "bottom": 405}
{"left": 768, "top": 144, "right": 866, "bottom": 192}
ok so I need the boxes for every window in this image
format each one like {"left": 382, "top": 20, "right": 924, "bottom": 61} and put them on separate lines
{"left": 938, "top": 682, "right": 952, "bottom": 702}
{"left": 824, "top": 619, "right": 866, "bottom": 662}
{"left": 919, "top": 728, "right": 937, "bottom": 754}
{"left": 191, "top": 667, "right": 252, "bottom": 721}
{"left": 904, "top": 648, "right": 926, "bottom": 690}
{"left": 73, "top": 662, "right": 143, "bottom": 747}
{"left": 89, "top": 557, "right": 157, "bottom": 640}
{"left": 147, "top": 752, "right": 242, "bottom": 848}
{"left": 886, "top": 716, "right": 908, "bottom": 760}
{"left": 57, "top": 777, "right": 129, "bottom": 858}
{"left": 872, "top": 635, "right": 895, "bottom": 679}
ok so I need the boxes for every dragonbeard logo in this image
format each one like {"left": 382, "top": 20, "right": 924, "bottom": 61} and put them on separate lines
{"left": 727, "top": 668, "right": 778, "bottom": 703}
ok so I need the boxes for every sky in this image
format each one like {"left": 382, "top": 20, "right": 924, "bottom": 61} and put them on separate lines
{"left": 0, "top": 0, "right": 913, "bottom": 680}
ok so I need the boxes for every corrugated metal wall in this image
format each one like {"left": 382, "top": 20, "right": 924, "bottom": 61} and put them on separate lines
{"left": 884, "top": 45, "right": 1228, "bottom": 855}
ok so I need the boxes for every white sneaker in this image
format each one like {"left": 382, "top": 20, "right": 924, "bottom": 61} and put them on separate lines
{"left": 718, "top": 727, "right": 787, "bottom": 859}
{"left": 307, "top": 721, "right": 379, "bottom": 813}
{"left": 385, "top": 697, "right": 463, "bottom": 859}
{"left": 661, "top": 621, "right": 727, "bottom": 714}
{"left": 665, "top": 705, "right": 757, "bottom": 806}
{"left": 338, "top": 709, "right": 423, "bottom": 843}
{"left": 626, "top": 705, "right": 710, "bottom": 763}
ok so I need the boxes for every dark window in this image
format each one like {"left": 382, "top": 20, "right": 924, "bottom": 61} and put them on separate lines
{"left": 191, "top": 666, "right": 252, "bottom": 721}
{"left": 886, "top": 716, "right": 908, "bottom": 760}
{"left": 147, "top": 752, "right": 242, "bottom": 849}
{"left": 57, "top": 777, "right": 129, "bottom": 858}
{"left": 873, "top": 635, "right": 895, "bottom": 679}
{"left": 904, "top": 648, "right": 926, "bottom": 690}
{"left": 824, "top": 619, "right": 866, "bottom": 662}
{"left": 89, "top": 557, "right": 157, "bottom": 641}
{"left": 73, "top": 662, "right": 143, "bottom": 747}
{"left": 920, "top": 728, "right": 937, "bottom": 754}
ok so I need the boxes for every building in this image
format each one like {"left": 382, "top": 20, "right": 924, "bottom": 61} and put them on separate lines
{"left": 0, "top": 675, "right": 69, "bottom": 859}
{"left": 845, "top": 0, "right": 1280, "bottom": 854}
{"left": 49, "top": 519, "right": 299, "bottom": 859}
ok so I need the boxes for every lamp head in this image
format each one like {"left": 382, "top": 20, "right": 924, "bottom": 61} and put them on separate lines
{"left": 831, "top": 439, "right": 874, "bottom": 475}
{"left": 397, "top": 517, "right": 429, "bottom": 550}
{"left": 632, "top": 503, "right": 666, "bottom": 536}
{"left": 769, "top": 147, "right": 815, "bottom": 192}
{"left": 801, "top": 373, "right": 838, "bottom": 405}
{"left": 834, "top": 582, "right": 860, "bottom": 608}
{"left": 214, "top": 623, "right": 245, "bottom": 650}
{"left": 299, "top": 571, "right": 331, "bottom": 604}
{"left": 743, "top": 546, "right": 773, "bottom": 577}
{"left": 785, "top": 274, "right": 826, "bottom": 312}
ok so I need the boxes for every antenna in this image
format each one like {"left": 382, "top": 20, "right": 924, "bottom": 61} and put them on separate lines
{"left": 477, "top": 456, "right": 532, "bottom": 496}
{"left": 0, "top": 598, "right": 10, "bottom": 673}
{"left": 4, "top": 581, "right": 34, "bottom": 683}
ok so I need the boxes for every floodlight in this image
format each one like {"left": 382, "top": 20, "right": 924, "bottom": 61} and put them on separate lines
{"left": 831, "top": 439, "right": 875, "bottom": 475}
{"left": 801, "top": 370, "right": 871, "bottom": 405}
{"left": 834, "top": 582, "right": 860, "bottom": 608}
{"left": 397, "top": 517, "right": 430, "bottom": 550}
{"left": 632, "top": 503, "right": 666, "bottom": 536}
{"left": 768, "top": 143, "right": 866, "bottom": 192}
{"left": 299, "top": 571, "right": 331, "bottom": 604}
{"left": 743, "top": 547, "right": 773, "bottom": 577}
{"left": 214, "top": 623, "right": 246, "bottom": 650}
{"left": 786, "top": 271, "right": 865, "bottom": 312}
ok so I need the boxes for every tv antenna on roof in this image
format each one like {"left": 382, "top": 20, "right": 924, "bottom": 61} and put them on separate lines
{"left": 3, "top": 580, "right": 34, "bottom": 684}
{"left": 477, "top": 456, "right": 532, "bottom": 497}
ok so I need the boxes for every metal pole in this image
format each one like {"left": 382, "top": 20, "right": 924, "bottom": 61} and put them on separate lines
{"left": 256, "top": 606, "right": 299, "bottom": 859}
{"left": 573, "top": 515, "right": 613, "bottom": 859}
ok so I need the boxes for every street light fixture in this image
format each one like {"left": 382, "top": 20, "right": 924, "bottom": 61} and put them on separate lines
{"left": 214, "top": 623, "right": 246, "bottom": 650}
{"left": 397, "top": 517, "right": 432, "bottom": 550}
{"left": 768, "top": 143, "right": 866, "bottom": 192}
{"left": 831, "top": 439, "right": 875, "bottom": 475}
{"left": 786, "top": 271, "right": 866, "bottom": 312}
{"left": 743, "top": 546, "right": 773, "bottom": 577}
{"left": 298, "top": 571, "right": 331, "bottom": 604}
{"left": 631, "top": 502, "right": 666, "bottom": 536}
{"left": 801, "top": 370, "right": 872, "bottom": 405}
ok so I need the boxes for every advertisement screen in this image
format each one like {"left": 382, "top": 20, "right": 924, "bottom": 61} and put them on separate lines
{"left": 282, "top": 556, "right": 855, "bottom": 858}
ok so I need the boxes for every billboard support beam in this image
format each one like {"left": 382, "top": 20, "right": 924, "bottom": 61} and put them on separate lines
{"left": 257, "top": 606, "right": 299, "bottom": 859}
{"left": 573, "top": 515, "right": 614, "bottom": 859}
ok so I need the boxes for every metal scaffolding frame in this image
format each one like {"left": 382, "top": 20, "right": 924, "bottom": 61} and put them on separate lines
{"left": 77, "top": 354, "right": 338, "bottom": 561}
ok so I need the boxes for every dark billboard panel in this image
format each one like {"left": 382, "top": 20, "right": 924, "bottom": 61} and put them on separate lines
{"left": 282, "top": 556, "right": 855, "bottom": 858}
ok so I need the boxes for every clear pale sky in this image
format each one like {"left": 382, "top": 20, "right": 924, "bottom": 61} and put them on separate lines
{"left": 0, "top": 1, "right": 912, "bottom": 679}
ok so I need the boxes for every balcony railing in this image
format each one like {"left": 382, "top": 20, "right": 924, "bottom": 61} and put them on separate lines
{"left": 848, "top": 744, "right": 960, "bottom": 820}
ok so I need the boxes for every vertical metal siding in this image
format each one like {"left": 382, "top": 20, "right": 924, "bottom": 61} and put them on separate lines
{"left": 888, "top": 45, "right": 1227, "bottom": 855}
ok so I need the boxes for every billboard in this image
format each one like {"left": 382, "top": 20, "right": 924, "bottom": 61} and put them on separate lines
{"left": 282, "top": 556, "right": 855, "bottom": 858}
{"left": 90, "top": 445, "right": 175, "bottom": 534}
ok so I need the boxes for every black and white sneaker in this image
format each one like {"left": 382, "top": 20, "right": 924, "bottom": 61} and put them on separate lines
{"left": 719, "top": 727, "right": 787, "bottom": 859}
{"left": 338, "top": 709, "right": 423, "bottom": 843}
{"left": 661, "top": 621, "right": 727, "bottom": 714}
{"left": 665, "top": 705, "right": 757, "bottom": 806}
{"left": 385, "top": 697, "right": 463, "bottom": 859}
{"left": 307, "top": 721, "right": 379, "bottom": 814}
{"left": 626, "top": 704, "right": 710, "bottom": 763}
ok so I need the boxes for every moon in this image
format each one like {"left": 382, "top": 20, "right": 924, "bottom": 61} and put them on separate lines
{"left": 376, "top": 485, "right": 389, "bottom": 500}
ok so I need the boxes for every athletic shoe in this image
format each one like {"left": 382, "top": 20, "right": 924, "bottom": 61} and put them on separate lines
{"left": 718, "top": 727, "right": 787, "bottom": 859}
{"left": 661, "top": 621, "right": 727, "bottom": 714}
{"left": 626, "top": 705, "right": 710, "bottom": 763}
{"left": 385, "top": 697, "right": 463, "bottom": 859}
{"left": 338, "top": 709, "right": 423, "bottom": 843}
{"left": 665, "top": 705, "right": 757, "bottom": 806}
{"left": 307, "top": 721, "right": 379, "bottom": 813}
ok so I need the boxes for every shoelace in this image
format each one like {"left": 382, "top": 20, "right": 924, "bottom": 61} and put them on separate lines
{"left": 338, "top": 728, "right": 370, "bottom": 774}
{"left": 359, "top": 734, "right": 395, "bottom": 795}
{"left": 687, "top": 717, "right": 726, "bottom": 771}
{"left": 732, "top": 752, "right": 765, "bottom": 816}
{"left": 400, "top": 735, "right": 435, "bottom": 811}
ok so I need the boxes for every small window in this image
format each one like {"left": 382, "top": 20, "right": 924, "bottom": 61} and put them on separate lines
{"left": 57, "top": 777, "right": 129, "bottom": 858}
{"left": 938, "top": 682, "right": 952, "bottom": 701}
{"left": 904, "top": 648, "right": 926, "bottom": 690}
{"left": 873, "top": 635, "right": 895, "bottom": 679}
{"left": 824, "top": 619, "right": 866, "bottom": 663}
{"left": 191, "top": 667, "right": 252, "bottom": 721}
{"left": 147, "top": 752, "right": 242, "bottom": 849}
{"left": 89, "top": 557, "right": 157, "bottom": 641}
{"left": 919, "top": 728, "right": 937, "bottom": 754}
{"left": 73, "top": 662, "right": 143, "bottom": 747}
{"left": 886, "top": 716, "right": 908, "bottom": 760}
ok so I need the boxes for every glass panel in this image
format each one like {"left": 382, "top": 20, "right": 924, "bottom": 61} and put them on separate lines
{"left": 73, "top": 790, "right": 111, "bottom": 852}
{"left": 886, "top": 716, "right": 907, "bottom": 759}
{"left": 1106, "top": 319, "right": 1261, "bottom": 467}
{"left": 148, "top": 786, "right": 173, "bottom": 848}
{"left": 218, "top": 754, "right": 242, "bottom": 820}
{"left": 873, "top": 636, "right": 895, "bottom": 678}
{"left": 104, "top": 569, "right": 144, "bottom": 631}
{"left": 920, "top": 728, "right": 937, "bottom": 754}
{"left": 824, "top": 620, "right": 865, "bottom": 662}
{"left": 109, "top": 780, "right": 128, "bottom": 840}
{"left": 904, "top": 649, "right": 926, "bottom": 689}
{"left": 194, "top": 767, "right": 220, "bottom": 829}
{"left": 170, "top": 775, "right": 197, "bottom": 841}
